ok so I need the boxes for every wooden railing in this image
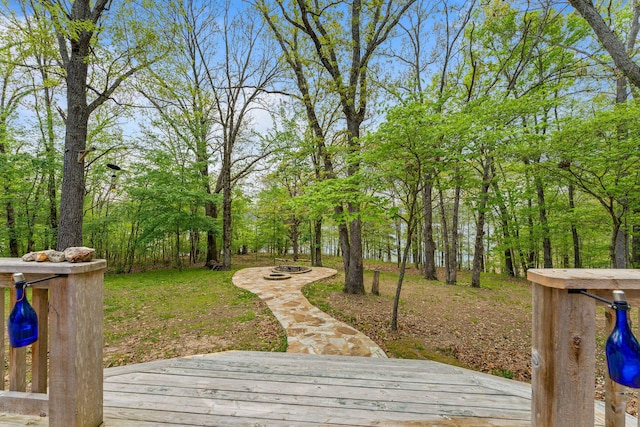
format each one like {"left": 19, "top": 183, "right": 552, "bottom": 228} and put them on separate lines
{"left": 529, "top": 268, "right": 640, "bottom": 427}
{"left": 0, "top": 258, "right": 106, "bottom": 427}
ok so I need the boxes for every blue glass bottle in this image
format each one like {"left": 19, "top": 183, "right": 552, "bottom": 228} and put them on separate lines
{"left": 8, "top": 273, "right": 38, "bottom": 348}
{"left": 606, "top": 290, "right": 640, "bottom": 388}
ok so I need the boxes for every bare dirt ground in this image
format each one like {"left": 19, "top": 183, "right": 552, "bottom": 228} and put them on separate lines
{"left": 304, "top": 262, "right": 639, "bottom": 416}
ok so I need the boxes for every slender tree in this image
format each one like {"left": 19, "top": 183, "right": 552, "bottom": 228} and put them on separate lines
{"left": 257, "top": 0, "right": 417, "bottom": 294}
{"left": 138, "top": 0, "right": 221, "bottom": 266}
{"left": 7, "top": 2, "right": 65, "bottom": 249}
{"left": 392, "top": 0, "right": 475, "bottom": 281}
{"left": 366, "top": 102, "right": 431, "bottom": 330}
{"left": 209, "top": 5, "right": 281, "bottom": 270}
{"left": 257, "top": 7, "right": 343, "bottom": 268}
{"left": 0, "top": 23, "right": 33, "bottom": 256}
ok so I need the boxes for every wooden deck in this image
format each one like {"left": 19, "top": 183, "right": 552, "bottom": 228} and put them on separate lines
{"left": 105, "top": 351, "right": 535, "bottom": 426}
{"left": 1, "top": 350, "right": 636, "bottom": 426}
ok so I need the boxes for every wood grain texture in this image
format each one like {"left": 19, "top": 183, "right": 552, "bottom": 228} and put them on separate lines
{"left": 605, "top": 307, "right": 626, "bottom": 427}
{"left": 0, "top": 261, "right": 105, "bottom": 427}
{"left": 31, "top": 289, "right": 48, "bottom": 394}
{"left": 2, "top": 351, "right": 636, "bottom": 426}
{"left": 103, "top": 351, "right": 533, "bottom": 426}
{"left": 531, "top": 283, "right": 596, "bottom": 426}
{"left": 0, "top": 391, "right": 47, "bottom": 416}
{"left": 0, "top": 258, "right": 106, "bottom": 275}
{"left": 49, "top": 270, "right": 103, "bottom": 427}
{"left": 529, "top": 269, "right": 640, "bottom": 427}
{"left": 527, "top": 268, "right": 640, "bottom": 289}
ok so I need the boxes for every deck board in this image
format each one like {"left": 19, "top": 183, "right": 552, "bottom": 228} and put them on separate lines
{"left": 2, "top": 350, "right": 637, "bottom": 426}
{"left": 104, "top": 351, "right": 532, "bottom": 426}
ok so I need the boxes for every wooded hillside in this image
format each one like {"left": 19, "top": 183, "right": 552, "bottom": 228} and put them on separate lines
{"left": 1, "top": 0, "right": 639, "bottom": 288}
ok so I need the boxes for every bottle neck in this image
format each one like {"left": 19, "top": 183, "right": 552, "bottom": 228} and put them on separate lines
{"left": 615, "top": 304, "right": 630, "bottom": 328}
{"left": 15, "top": 286, "right": 25, "bottom": 302}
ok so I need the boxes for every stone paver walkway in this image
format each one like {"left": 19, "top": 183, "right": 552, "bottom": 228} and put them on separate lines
{"left": 232, "top": 266, "right": 387, "bottom": 358}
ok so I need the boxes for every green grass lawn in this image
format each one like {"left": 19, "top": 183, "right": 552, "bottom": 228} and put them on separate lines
{"left": 103, "top": 262, "right": 287, "bottom": 367}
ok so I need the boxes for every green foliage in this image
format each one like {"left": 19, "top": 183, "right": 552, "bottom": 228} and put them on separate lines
{"left": 254, "top": 183, "right": 291, "bottom": 254}
{"left": 0, "top": 0, "right": 636, "bottom": 274}
{"left": 128, "top": 150, "right": 218, "bottom": 247}
{"left": 551, "top": 101, "right": 640, "bottom": 213}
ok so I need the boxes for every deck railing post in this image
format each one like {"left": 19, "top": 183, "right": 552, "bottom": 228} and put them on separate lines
{"left": 31, "top": 287, "right": 49, "bottom": 394}
{"left": 530, "top": 278, "right": 595, "bottom": 426}
{"left": 0, "top": 258, "right": 106, "bottom": 427}
{"left": 605, "top": 307, "right": 626, "bottom": 426}
{"left": 528, "top": 268, "right": 640, "bottom": 427}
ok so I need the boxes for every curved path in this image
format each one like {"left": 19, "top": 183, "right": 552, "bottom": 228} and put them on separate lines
{"left": 232, "top": 267, "right": 387, "bottom": 358}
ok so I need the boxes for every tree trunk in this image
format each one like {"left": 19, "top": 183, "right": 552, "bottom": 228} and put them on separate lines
{"left": 535, "top": 175, "right": 553, "bottom": 268}
{"left": 57, "top": 3, "right": 94, "bottom": 250}
{"left": 200, "top": 152, "right": 217, "bottom": 266}
{"left": 526, "top": 197, "right": 536, "bottom": 269}
{"left": 125, "top": 216, "right": 140, "bottom": 273}
{"left": 623, "top": 3, "right": 640, "bottom": 267}
{"left": 395, "top": 214, "right": 402, "bottom": 268}
{"left": 58, "top": 93, "right": 89, "bottom": 249}
{"left": 438, "top": 189, "right": 453, "bottom": 284}
{"left": 334, "top": 205, "right": 350, "bottom": 271}
{"left": 491, "top": 179, "right": 515, "bottom": 277}
{"left": 449, "top": 184, "right": 461, "bottom": 284}
{"left": 260, "top": 0, "right": 413, "bottom": 295}
{"left": 314, "top": 219, "right": 323, "bottom": 267}
{"left": 568, "top": 184, "right": 582, "bottom": 268}
{"left": 610, "top": 218, "right": 623, "bottom": 267}
{"left": 342, "top": 118, "right": 365, "bottom": 294}
{"left": 189, "top": 227, "right": 198, "bottom": 264}
{"left": 290, "top": 218, "right": 300, "bottom": 261}
{"left": 209, "top": 202, "right": 220, "bottom": 265}
{"left": 611, "top": 39, "right": 634, "bottom": 269}
{"left": 391, "top": 232, "right": 413, "bottom": 331}
{"left": 42, "top": 82, "right": 58, "bottom": 249}
{"left": 472, "top": 159, "right": 492, "bottom": 288}
{"left": 222, "top": 158, "right": 232, "bottom": 270}
{"left": 175, "top": 224, "right": 182, "bottom": 268}
{"left": 615, "top": 227, "right": 627, "bottom": 268}
{"left": 344, "top": 215, "right": 365, "bottom": 294}
{"left": 568, "top": 0, "right": 640, "bottom": 90}
{"left": 412, "top": 231, "right": 421, "bottom": 270}
{"left": 206, "top": 201, "right": 218, "bottom": 266}
{"left": 391, "top": 192, "right": 420, "bottom": 331}
{"left": 422, "top": 178, "right": 438, "bottom": 280}
{"left": 632, "top": 225, "right": 640, "bottom": 267}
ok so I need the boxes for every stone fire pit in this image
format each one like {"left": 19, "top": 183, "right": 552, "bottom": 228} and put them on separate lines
{"left": 272, "top": 265, "right": 312, "bottom": 274}
{"left": 263, "top": 272, "right": 292, "bottom": 280}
